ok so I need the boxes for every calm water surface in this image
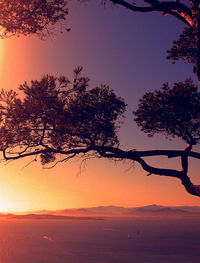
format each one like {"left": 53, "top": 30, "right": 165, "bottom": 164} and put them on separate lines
{"left": 0, "top": 217, "right": 199, "bottom": 263}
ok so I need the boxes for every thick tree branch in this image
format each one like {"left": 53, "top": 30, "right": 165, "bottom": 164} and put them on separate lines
{"left": 3, "top": 144, "right": 200, "bottom": 162}
{"left": 111, "top": 0, "right": 156, "bottom": 12}
{"left": 2, "top": 142, "right": 200, "bottom": 197}
{"left": 135, "top": 156, "right": 200, "bottom": 197}
{"left": 95, "top": 146, "right": 200, "bottom": 160}
{"left": 135, "top": 156, "right": 183, "bottom": 178}
{"left": 111, "top": 0, "right": 192, "bottom": 26}
{"left": 1, "top": 146, "right": 95, "bottom": 161}
{"left": 95, "top": 145, "right": 200, "bottom": 197}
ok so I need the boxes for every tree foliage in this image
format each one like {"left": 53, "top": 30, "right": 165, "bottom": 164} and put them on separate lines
{"left": 0, "top": 68, "right": 126, "bottom": 165}
{"left": 0, "top": 0, "right": 68, "bottom": 38}
{"left": 166, "top": 27, "right": 196, "bottom": 65}
{"left": 134, "top": 78, "right": 200, "bottom": 146}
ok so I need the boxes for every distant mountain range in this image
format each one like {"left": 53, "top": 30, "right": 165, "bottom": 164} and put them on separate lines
{"left": 23, "top": 204, "right": 200, "bottom": 217}
{"left": 0, "top": 213, "right": 103, "bottom": 221}
{"left": 1, "top": 205, "right": 200, "bottom": 220}
{"left": 49, "top": 204, "right": 200, "bottom": 216}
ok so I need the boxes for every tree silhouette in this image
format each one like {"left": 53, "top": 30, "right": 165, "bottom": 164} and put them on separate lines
{"left": 1, "top": 67, "right": 200, "bottom": 197}
{"left": 0, "top": 0, "right": 200, "bottom": 198}
{"left": 0, "top": 0, "right": 68, "bottom": 38}
{"left": 0, "top": 67, "right": 126, "bottom": 165}
{"left": 134, "top": 78, "right": 200, "bottom": 147}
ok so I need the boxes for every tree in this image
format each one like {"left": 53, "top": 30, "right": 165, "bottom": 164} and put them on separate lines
{"left": 0, "top": 0, "right": 68, "bottom": 38}
{"left": 1, "top": 67, "right": 200, "bottom": 197}
{"left": 1, "top": 0, "right": 200, "bottom": 199}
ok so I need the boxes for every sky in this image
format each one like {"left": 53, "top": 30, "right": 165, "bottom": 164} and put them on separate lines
{"left": 0, "top": 1, "right": 199, "bottom": 212}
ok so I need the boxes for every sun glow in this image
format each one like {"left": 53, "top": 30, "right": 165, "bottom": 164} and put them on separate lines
{"left": 0, "top": 202, "right": 12, "bottom": 213}
{"left": 0, "top": 186, "right": 19, "bottom": 213}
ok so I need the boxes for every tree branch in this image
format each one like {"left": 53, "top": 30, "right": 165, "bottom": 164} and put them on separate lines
{"left": 95, "top": 146, "right": 200, "bottom": 160}
{"left": 2, "top": 143, "right": 200, "bottom": 197}
{"left": 135, "top": 156, "right": 183, "bottom": 179}
{"left": 95, "top": 145, "right": 200, "bottom": 197}
{"left": 134, "top": 156, "right": 200, "bottom": 198}
{"left": 111, "top": 0, "right": 156, "bottom": 12}
{"left": 3, "top": 144, "right": 200, "bottom": 162}
{"left": 111, "top": 0, "right": 192, "bottom": 26}
{"left": 1, "top": 146, "right": 95, "bottom": 161}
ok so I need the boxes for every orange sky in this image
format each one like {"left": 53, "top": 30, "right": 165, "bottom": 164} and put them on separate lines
{"left": 0, "top": 2, "right": 199, "bottom": 212}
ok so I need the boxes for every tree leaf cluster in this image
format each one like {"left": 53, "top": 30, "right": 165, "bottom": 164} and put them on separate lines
{"left": 0, "top": 0, "right": 68, "bottom": 38}
{"left": 167, "top": 27, "right": 196, "bottom": 66}
{"left": 0, "top": 68, "right": 126, "bottom": 164}
{"left": 134, "top": 78, "right": 200, "bottom": 146}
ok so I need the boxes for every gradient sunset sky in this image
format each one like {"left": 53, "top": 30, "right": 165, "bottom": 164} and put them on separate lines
{"left": 0, "top": 1, "right": 198, "bottom": 212}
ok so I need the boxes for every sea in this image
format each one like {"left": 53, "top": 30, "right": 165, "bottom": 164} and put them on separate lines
{"left": 0, "top": 217, "right": 199, "bottom": 263}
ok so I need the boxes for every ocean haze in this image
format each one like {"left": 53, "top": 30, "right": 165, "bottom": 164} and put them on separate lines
{"left": 0, "top": 217, "right": 199, "bottom": 263}
{"left": 0, "top": 205, "right": 199, "bottom": 262}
